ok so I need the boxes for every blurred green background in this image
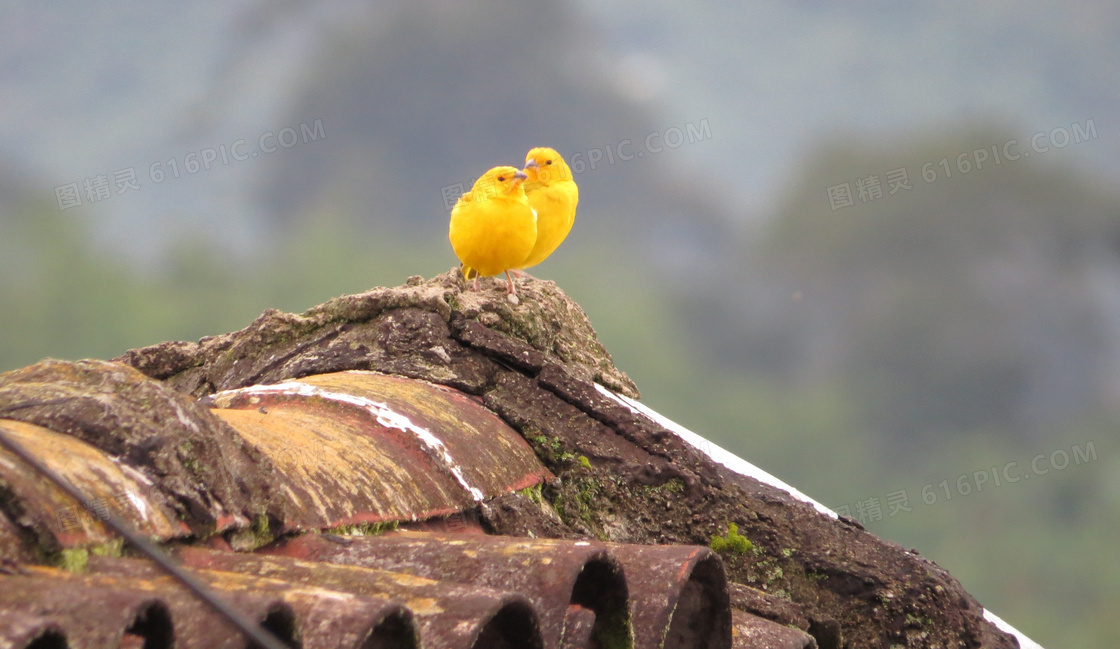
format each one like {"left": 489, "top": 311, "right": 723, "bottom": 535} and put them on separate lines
{"left": 2, "top": 3, "right": 1118, "bottom": 647}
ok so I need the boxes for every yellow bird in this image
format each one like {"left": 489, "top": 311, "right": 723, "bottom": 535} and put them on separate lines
{"left": 449, "top": 166, "right": 537, "bottom": 295}
{"left": 519, "top": 147, "right": 579, "bottom": 270}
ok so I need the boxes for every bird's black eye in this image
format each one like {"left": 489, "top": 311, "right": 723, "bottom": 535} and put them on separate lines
{"left": 546, "top": 160, "right": 553, "bottom": 165}
{"left": 497, "top": 175, "right": 506, "bottom": 181}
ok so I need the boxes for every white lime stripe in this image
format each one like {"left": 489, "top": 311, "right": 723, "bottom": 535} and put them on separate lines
{"left": 983, "top": 609, "right": 1043, "bottom": 649}
{"left": 594, "top": 383, "right": 835, "bottom": 517}
{"left": 594, "top": 383, "right": 1045, "bottom": 649}
{"left": 212, "top": 382, "right": 485, "bottom": 501}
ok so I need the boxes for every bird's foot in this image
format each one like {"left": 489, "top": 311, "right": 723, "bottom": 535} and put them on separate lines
{"left": 504, "top": 271, "right": 521, "bottom": 305}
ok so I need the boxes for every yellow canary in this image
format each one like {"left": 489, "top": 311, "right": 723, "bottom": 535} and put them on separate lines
{"left": 449, "top": 166, "right": 537, "bottom": 295}
{"left": 519, "top": 147, "right": 579, "bottom": 270}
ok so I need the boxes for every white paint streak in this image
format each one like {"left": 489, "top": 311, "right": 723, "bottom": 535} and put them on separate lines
{"left": 113, "top": 460, "right": 156, "bottom": 487}
{"left": 983, "top": 610, "right": 1044, "bottom": 649}
{"left": 122, "top": 487, "right": 153, "bottom": 522}
{"left": 171, "top": 400, "right": 201, "bottom": 434}
{"left": 212, "top": 382, "right": 486, "bottom": 501}
{"left": 104, "top": 459, "right": 157, "bottom": 521}
{"left": 595, "top": 384, "right": 835, "bottom": 518}
{"left": 594, "top": 383, "right": 1046, "bottom": 649}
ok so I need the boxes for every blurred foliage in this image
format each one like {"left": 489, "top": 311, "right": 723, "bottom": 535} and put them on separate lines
{"left": 2, "top": 123, "right": 1118, "bottom": 648}
{"left": 703, "top": 125, "right": 1120, "bottom": 444}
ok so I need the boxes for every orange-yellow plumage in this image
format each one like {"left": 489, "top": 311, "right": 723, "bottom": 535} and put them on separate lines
{"left": 449, "top": 166, "right": 537, "bottom": 294}
{"left": 519, "top": 147, "right": 578, "bottom": 270}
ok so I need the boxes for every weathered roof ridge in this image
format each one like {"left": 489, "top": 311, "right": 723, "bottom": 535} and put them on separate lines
{"left": 112, "top": 270, "right": 639, "bottom": 400}
{"left": 0, "top": 359, "right": 294, "bottom": 536}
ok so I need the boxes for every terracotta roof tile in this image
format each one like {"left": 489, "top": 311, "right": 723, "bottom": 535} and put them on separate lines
{"left": 261, "top": 532, "right": 633, "bottom": 649}
{"left": 203, "top": 371, "right": 552, "bottom": 530}
{"left": 0, "top": 419, "right": 186, "bottom": 547}
{"left": 169, "top": 546, "right": 539, "bottom": 649}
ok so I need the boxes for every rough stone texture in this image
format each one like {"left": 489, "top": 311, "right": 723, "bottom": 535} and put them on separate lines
{"left": 728, "top": 582, "right": 812, "bottom": 632}
{"left": 6, "top": 269, "right": 1016, "bottom": 649}
{"left": 114, "top": 272, "right": 637, "bottom": 400}
{"left": 0, "top": 509, "right": 37, "bottom": 566}
{"left": 0, "top": 359, "right": 295, "bottom": 536}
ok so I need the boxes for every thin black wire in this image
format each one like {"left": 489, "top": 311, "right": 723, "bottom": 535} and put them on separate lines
{"left": 0, "top": 425, "right": 291, "bottom": 649}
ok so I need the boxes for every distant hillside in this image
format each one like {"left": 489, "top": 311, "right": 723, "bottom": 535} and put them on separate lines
{"left": 691, "top": 125, "right": 1120, "bottom": 441}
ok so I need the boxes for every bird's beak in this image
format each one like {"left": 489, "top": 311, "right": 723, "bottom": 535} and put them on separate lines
{"left": 521, "top": 160, "right": 538, "bottom": 183}
{"left": 505, "top": 169, "right": 527, "bottom": 194}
